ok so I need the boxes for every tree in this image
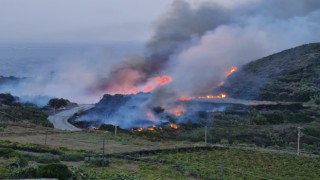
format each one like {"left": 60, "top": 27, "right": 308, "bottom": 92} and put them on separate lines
{"left": 0, "top": 93, "right": 17, "bottom": 105}
{"left": 48, "top": 98, "right": 69, "bottom": 108}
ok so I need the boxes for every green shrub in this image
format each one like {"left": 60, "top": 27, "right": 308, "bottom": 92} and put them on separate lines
{"left": 10, "top": 167, "right": 37, "bottom": 179}
{"left": 0, "top": 148, "right": 17, "bottom": 157}
{"left": 109, "top": 173, "right": 141, "bottom": 180}
{"left": 23, "top": 153, "right": 38, "bottom": 161}
{"left": 60, "top": 153, "right": 85, "bottom": 162}
{"left": 0, "top": 149, "right": 28, "bottom": 168}
{"left": 84, "top": 157, "right": 110, "bottom": 167}
{"left": 253, "top": 114, "right": 267, "bottom": 125}
{"left": 0, "top": 166, "right": 10, "bottom": 179}
{"left": 70, "top": 167, "right": 97, "bottom": 180}
{"left": 287, "top": 113, "right": 313, "bottom": 123}
{"left": 37, "top": 163, "right": 71, "bottom": 180}
{"left": 48, "top": 98, "right": 69, "bottom": 108}
{"left": 7, "top": 156, "right": 28, "bottom": 168}
{"left": 304, "top": 128, "right": 320, "bottom": 138}
{"left": 264, "top": 112, "right": 285, "bottom": 124}
{"left": 35, "top": 154, "right": 60, "bottom": 164}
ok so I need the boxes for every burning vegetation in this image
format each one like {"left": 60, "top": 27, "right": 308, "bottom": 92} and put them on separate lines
{"left": 179, "top": 93, "right": 227, "bottom": 101}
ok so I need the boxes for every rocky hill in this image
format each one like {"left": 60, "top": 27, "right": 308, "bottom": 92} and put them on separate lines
{"left": 222, "top": 43, "right": 320, "bottom": 102}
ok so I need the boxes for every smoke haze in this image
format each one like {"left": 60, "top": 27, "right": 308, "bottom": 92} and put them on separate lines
{"left": 1, "top": 0, "right": 320, "bottom": 107}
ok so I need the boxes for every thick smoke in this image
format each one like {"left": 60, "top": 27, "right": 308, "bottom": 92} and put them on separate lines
{"left": 2, "top": 0, "right": 320, "bottom": 114}
{"left": 0, "top": 44, "right": 142, "bottom": 105}
{"left": 99, "top": 0, "right": 320, "bottom": 100}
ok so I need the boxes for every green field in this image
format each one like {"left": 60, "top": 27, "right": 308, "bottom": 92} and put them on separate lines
{"left": 1, "top": 139, "right": 320, "bottom": 179}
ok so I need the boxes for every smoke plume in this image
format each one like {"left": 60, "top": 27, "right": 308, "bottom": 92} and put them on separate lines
{"left": 99, "top": 0, "right": 320, "bottom": 100}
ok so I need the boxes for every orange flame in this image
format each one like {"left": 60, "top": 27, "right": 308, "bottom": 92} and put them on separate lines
{"left": 170, "top": 123, "right": 178, "bottom": 129}
{"left": 147, "top": 126, "right": 156, "bottom": 131}
{"left": 179, "top": 93, "right": 227, "bottom": 101}
{"left": 142, "top": 75, "right": 173, "bottom": 93}
{"left": 226, "top": 66, "right": 238, "bottom": 76}
{"left": 167, "top": 107, "right": 185, "bottom": 117}
{"left": 179, "top": 96, "right": 192, "bottom": 101}
{"left": 155, "top": 76, "right": 172, "bottom": 85}
{"left": 109, "top": 75, "right": 173, "bottom": 95}
{"left": 137, "top": 128, "right": 143, "bottom": 132}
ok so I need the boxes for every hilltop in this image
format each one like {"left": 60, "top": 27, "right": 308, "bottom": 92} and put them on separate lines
{"left": 222, "top": 43, "right": 320, "bottom": 102}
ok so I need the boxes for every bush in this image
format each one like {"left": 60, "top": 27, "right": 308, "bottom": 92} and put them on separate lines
{"left": 60, "top": 153, "right": 85, "bottom": 162}
{"left": 48, "top": 98, "right": 69, "bottom": 108}
{"left": 70, "top": 167, "right": 97, "bottom": 180}
{"left": 0, "top": 148, "right": 17, "bottom": 157}
{"left": 264, "top": 112, "right": 285, "bottom": 124}
{"left": 7, "top": 156, "right": 28, "bottom": 168}
{"left": 0, "top": 166, "right": 10, "bottom": 179}
{"left": 109, "top": 173, "right": 141, "bottom": 180}
{"left": 287, "top": 113, "right": 313, "bottom": 123}
{"left": 37, "top": 163, "right": 71, "bottom": 180}
{"left": 84, "top": 157, "right": 110, "bottom": 167}
{"left": 0, "top": 93, "right": 16, "bottom": 105}
{"left": 253, "top": 114, "right": 267, "bottom": 125}
{"left": 0, "top": 149, "right": 28, "bottom": 168}
{"left": 304, "top": 128, "right": 320, "bottom": 138}
{"left": 10, "top": 167, "right": 37, "bottom": 179}
{"left": 35, "top": 154, "right": 60, "bottom": 164}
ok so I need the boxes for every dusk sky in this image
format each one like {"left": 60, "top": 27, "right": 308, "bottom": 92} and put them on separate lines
{"left": 0, "top": 0, "right": 253, "bottom": 43}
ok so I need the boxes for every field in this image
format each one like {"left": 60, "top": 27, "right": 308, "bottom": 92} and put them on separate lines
{"left": 1, "top": 123, "right": 320, "bottom": 179}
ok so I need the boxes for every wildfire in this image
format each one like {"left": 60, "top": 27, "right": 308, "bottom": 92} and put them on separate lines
{"left": 170, "top": 123, "right": 178, "bottom": 129}
{"left": 179, "top": 93, "right": 227, "bottom": 101}
{"left": 142, "top": 75, "right": 172, "bottom": 93}
{"left": 108, "top": 75, "right": 173, "bottom": 95}
{"left": 155, "top": 76, "right": 172, "bottom": 85}
{"left": 166, "top": 107, "right": 185, "bottom": 117}
{"left": 147, "top": 126, "right": 156, "bottom": 131}
{"left": 226, "top": 66, "right": 238, "bottom": 76}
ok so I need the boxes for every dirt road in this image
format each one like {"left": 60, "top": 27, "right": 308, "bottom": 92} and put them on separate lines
{"left": 48, "top": 104, "right": 94, "bottom": 131}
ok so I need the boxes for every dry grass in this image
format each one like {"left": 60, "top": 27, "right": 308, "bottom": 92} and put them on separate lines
{"left": 0, "top": 124, "right": 197, "bottom": 153}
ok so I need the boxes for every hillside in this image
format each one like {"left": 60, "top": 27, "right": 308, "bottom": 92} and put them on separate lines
{"left": 222, "top": 43, "right": 320, "bottom": 102}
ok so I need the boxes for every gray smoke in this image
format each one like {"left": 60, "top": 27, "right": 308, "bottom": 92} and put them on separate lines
{"left": 99, "top": 0, "right": 320, "bottom": 101}
{"left": 159, "top": 0, "right": 320, "bottom": 98}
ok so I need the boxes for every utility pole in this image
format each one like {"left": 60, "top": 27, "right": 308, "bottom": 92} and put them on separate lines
{"left": 44, "top": 130, "right": 48, "bottom": 145}
{"left": 115, "top": 125, "right": 117, "bottom": 137}
{"left": 297, "top": 127, "right": 303, "bottom": 156}
{"left": 205, "top": 125, "right": 207, "bottom": 145}
{"left": 102, "top": 139, "right": 105, "bottom": 155}
{"left": 220, "top": 159, "right": 224, "bottom": 180}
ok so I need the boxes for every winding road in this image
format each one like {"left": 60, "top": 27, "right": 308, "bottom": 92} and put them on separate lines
{"left": 48, "top": 104, "right": 94, "bottom": 131}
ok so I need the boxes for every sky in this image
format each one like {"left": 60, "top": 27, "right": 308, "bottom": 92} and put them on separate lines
{"left": 0, "top": 0, "right": 171, "bottom": 43}
{"left": 0, "top": 0, "right": 253, "bottom": 44}
{"left": 1, "top": 0, "right": 319, "bottom": 105}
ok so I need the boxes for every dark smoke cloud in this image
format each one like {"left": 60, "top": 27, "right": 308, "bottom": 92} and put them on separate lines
{"left": 99, "top": 0, "right": 320, "bottom": 98}
{"left": 98, "top": 0, "right": 232, "bottom": 93}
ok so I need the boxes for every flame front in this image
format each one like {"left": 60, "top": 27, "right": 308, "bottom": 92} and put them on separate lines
{"left": 170, "top": 123, "right": 178, "bottom": 129}
{"left": 166, "top": 107, "right": 185, "bottom": 117}
{"left": 106, "top": 75, "right": 173, "bottom": 95}
{"left": 179, "top": 93, "right": 227, "bottom": 101}
{"left": 226, "top": 66, "right": 238, "bottom": 76}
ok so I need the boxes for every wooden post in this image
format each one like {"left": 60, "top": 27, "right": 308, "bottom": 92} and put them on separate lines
{"left": 220, "top": 159, "right": 224, "bottom": 180}
{"left": 205, "top": 126, "right": 207, "bottom": 145}
{"left": 297, "top": 127, "right": 303, "bottom": 156}
{"left": 44, "top": 130, "right": 48, "bottom": 145}
{"left": 102, "top": 139, "right": 105, "bottom": 155}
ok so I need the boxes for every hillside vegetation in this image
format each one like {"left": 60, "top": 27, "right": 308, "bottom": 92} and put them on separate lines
{"left": 0, "top": 93, "right": 52, "bottom": 128}
{"left": 223, "top": 43, "right": 320, "bottom": 103}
